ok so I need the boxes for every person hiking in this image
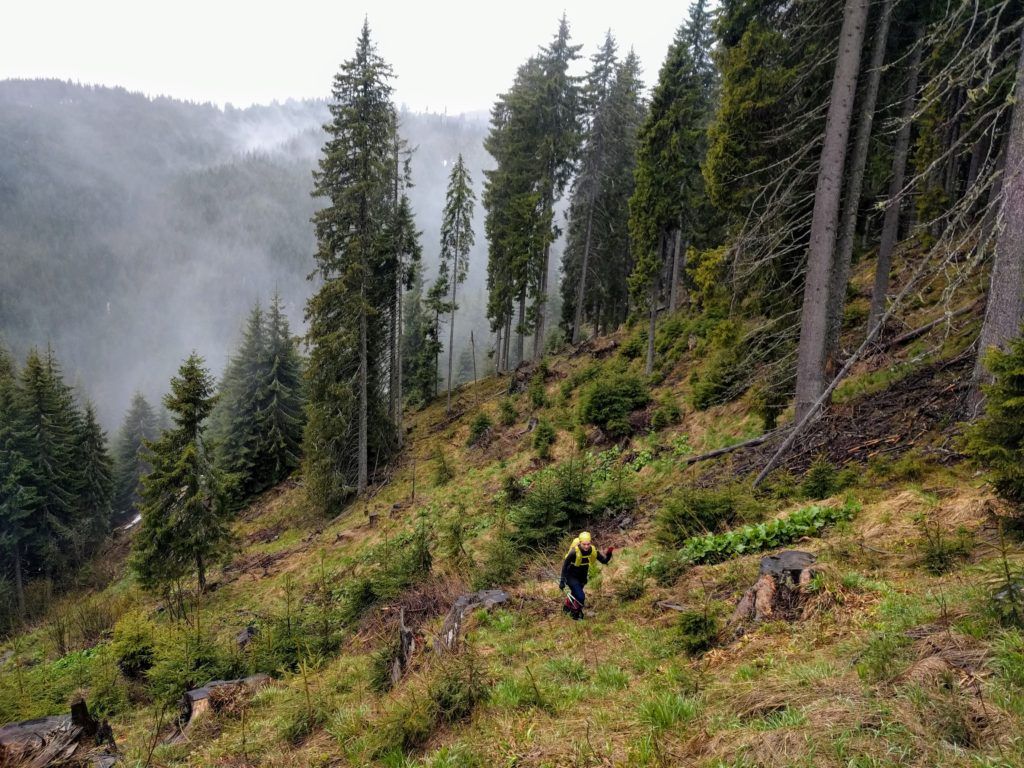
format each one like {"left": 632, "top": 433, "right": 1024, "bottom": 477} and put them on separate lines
{"left": 559, "top": 531, "right": 613, "bottom": 620}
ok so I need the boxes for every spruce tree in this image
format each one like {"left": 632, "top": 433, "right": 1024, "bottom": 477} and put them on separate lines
{"left": 439, "top": 154, "right": 476, "bottom": 412}
{"left": 217, "top": 302, "right": 270, "bottom": 501}
{"left": 112, "top": 392, "right": 158, "bottom": 519}
{"left": 562, "top": 40, "right": 646, "bottom": 342}
{"left": 402, "top": 270, "right": 441, "bottom": 409}
{"left": 131, "top": 353, "right": 231, "bottom": 593}
{"left": 630, "top": 5, "right": 716, "bottom": 374}
{"left": 0, "top": 346, "right": 36, "bottom": 613}
{"left": 306, "top": 21, "right": 401, "bottom": 509}
{"left": 75, "top": 402, "right": 114, "bottom": 549}
{"left": 17, "top": 349, "right": 79, "bottom": 580}
{"left": 263, "top": 293, "right": 305, "bottom": 483}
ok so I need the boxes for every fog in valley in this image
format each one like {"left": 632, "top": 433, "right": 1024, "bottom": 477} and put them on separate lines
{"left": 0, "top": 79, "right": 496, "bottom": 427}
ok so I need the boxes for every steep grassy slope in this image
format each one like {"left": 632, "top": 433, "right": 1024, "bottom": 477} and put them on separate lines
{"left": 3, "top": 247, "right": 1023, "bottom": 767}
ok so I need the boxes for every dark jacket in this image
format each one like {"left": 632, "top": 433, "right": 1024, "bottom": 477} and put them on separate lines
{"left": 560, "top": 544, "right": 612, "bottom": 586}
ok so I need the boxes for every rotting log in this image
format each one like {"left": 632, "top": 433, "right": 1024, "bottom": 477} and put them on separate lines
{"left": 179, "top": 674, "right": 271, "bottom": 726}
{"left": 435, "top": 589, "right": 509, "bottom": 654}
{"left": 731, "top": 551, "right": 817, "bottom": 626}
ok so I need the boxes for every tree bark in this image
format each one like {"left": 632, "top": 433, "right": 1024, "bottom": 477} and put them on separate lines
{"left": 534, "top": 239, "right": 551, "bottom": 360}
{"left": 825, "top": 0, "right": 894, "bottom": 372}
{"left": 395, "top": 269, "right": 403, "bottom": 449}
{"left": 470, "top": 330, "right": 477, "bottom": 385}
{"left": 794, "top": 0, "right": 871, "bottom": 421}
{"left": 196, "top": 553, "right": 206, "bottom": 593}
{"left": 970, "top": 28, "right": 1024, "bottom": 408}
{"left": 867, "top": 27, "right": 924, "bottom": 334}
{"left": 572, "top": 205, "right": 596, "bottom": 345}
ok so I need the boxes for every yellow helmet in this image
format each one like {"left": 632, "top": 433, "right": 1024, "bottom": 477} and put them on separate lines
{"left": 578, "top": 531, "right": 592, "bottom": 544}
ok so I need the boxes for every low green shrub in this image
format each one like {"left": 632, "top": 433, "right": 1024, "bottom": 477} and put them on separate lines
{"left": 677, "top": 610, "right": 720, "bottom": 656}
{"left": 111, "top": 610, "right": 156, "bottom": 679}
{"left": 510, "top": 459, "right": 591, "bottom": 551}
{"left": 430, "top": 651, "right": 488, "bottom": 724}
{"left": 615, "top": 564, "right": 647, "bottom": 602}
{"left": 433, "top": 448, "right": 454, "bottom": 486}
{"left": 533, "top": 420, "right": 556, "bottom": 459}
{"left": 915, "top": 515, "right": 973, "bottom": 575}
{"left": 528, "top": 369, "right": 548, "bottom": 409}
{"left": 467, "top": 412, "right": 492, "bottom": 447}
{"left": 800, "top": 456, "right": 854, "bottom": 500}
{"left": 655, "top": 486, "right": 764, "bottom": 549}
{"left": 677, "top": 502, "right": 857, "bottom": 566}
{"left": 579, "top": 373, "right": 651, "bottom": 438}
{"left": 967, "top": 336, "right": 1024, "bottom": 515}
{"left": 650, "top": 397, "right": 683, "bottom": 432}
{"left": 498, "top": 398, "right": 517, "bottom": 426}
{"left": 690, "top": 346, "right": 746, "bottom": 411}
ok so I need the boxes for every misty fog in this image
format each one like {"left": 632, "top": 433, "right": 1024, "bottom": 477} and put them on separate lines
{"left": 0, "top": 79, "right": 502, "bottom": 428}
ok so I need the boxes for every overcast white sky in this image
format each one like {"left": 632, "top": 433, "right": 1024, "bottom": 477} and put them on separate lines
{"left": 0, "top": 0, "right": 689, "bottom": 114}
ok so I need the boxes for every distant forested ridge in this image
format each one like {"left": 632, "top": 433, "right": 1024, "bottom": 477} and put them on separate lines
{"left": 0, "top": 79, "right": 490, "bottom": 425}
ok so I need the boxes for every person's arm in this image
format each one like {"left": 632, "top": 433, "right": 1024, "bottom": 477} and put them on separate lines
{"left": 597, "top": 546, "right": 614, "bottom": 564}
{"left": 559, "top": 551, "right": 572, "bottom": 589}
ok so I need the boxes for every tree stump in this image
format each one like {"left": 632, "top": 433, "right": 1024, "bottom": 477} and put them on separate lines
{"left": 389, "top": 607, "right": 417, "bottom": 687}
{"left": 435, "top": 589, "right": 509, "bottom": 654}
{"left": 0, "top": 699, "right": 118, "bottom": 767}
{"left": 179, "top": 674, "right": 271, "bottom": 726}
{"left": 731, "top": 551, "right": 816, "bottom": 626}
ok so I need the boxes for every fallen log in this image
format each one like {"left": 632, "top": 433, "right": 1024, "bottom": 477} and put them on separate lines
{"left": 731, "top": 550, "right": 816, "bottom": 626}
{"left": 683, "top": 429, "right": 785, "bottom": 467}
{"left": 878, "top": 299, "right": 982, "bottom": 351}
{"left": 435, "top": 589, "right": 509, "bottom": 654}
{"left": 179, "top": 674, "right": 271, "bottom": 726}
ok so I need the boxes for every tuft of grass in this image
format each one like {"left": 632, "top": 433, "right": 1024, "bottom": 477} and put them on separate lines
{"left": 637, "top": 692, "right": 701, "bottom": 731}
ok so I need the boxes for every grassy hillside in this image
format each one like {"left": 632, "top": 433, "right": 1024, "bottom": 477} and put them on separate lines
{"left": 2, "top": 248, "right": 1023, "bottom": 768}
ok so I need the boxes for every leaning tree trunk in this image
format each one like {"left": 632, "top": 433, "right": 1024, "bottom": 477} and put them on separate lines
{"left": 868, "top": 30, "right": 924, "bottom": 334}
{"left": 794, "top": 0, "right": 871, "bottom": 421}
{"left": 970, "top": 28, "right": 1024, "bottom": 408}
{"left": 825, "top": 0, "right": 894, "bottom": 373}
{"left": 572, "top": 205, "right": 596, "bottom": 345}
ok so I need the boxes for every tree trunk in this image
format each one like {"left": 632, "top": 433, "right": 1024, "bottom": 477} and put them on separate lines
{"left": 970, "top": 29, "right": 1024, "bottom": 409}
{"left": 395, "top": 271, "right": 403, "bottom": 449}
{"left": 669, "top": 228, "right": 687, "bottom": 313}
{"left": 794, "top": 0, "right": 871, "bottom": 421}
{"left": 196, "top": 553, "right": 206, "bottom": 593}
{"left": 533, "top": 241, "right": 551, "bottom": 360}
{"left": 645, "top": 282, "right": 657, "bottom": 377}
{"left": 503, "top": 309, "right": 512, "bottom": 371}
{"left": 867, "top": 30, "right": 924, "bottom": 334}
{"left": 516, "top": 290, "right": 526, "bottom": 367}
{"left": 470, "top": 330, "right": 477, "bottom": 385}
{"left": 572, "top": 205, "right": 596, "bottom": 345}
{"left": 446, "top": 234, "right": 459, "bottom": 414}
{"left": 825, "top": 0, "right": 894, "bottom": 372}
{"left": 358, "top": 288, "right": 369, "bottom": 495}
{"left": 13, "top": 543, "right": 24, "bottom": 614}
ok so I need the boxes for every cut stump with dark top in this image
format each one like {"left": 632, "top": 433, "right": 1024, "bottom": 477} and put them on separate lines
{"left": 0, "top": 698, "right": 118, "bottom": 767}
{"left": 731, "top": 550, "right": 817, "bottom": 626}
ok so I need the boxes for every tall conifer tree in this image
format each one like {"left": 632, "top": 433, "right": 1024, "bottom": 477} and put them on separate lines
{"left": 439, "top": 154, "right": 476, "bottom": 412}
{"left": 131, "top": 353, "right": 231, "bottom": 593}
{"left": 306, "top": 21, "right": 400, "bottom": 508}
